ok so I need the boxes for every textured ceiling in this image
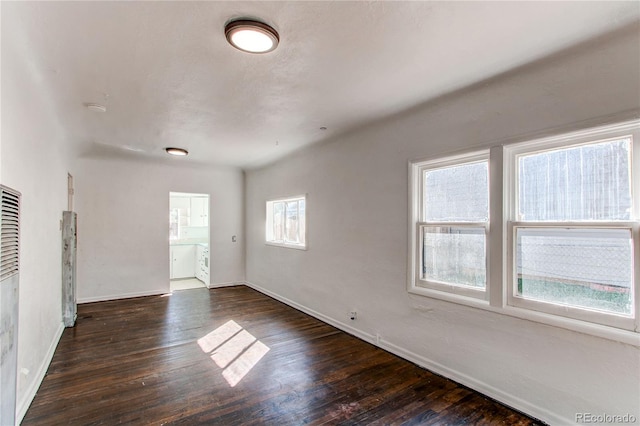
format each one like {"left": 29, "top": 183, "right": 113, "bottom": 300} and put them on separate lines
{"left": 3, "top": 1, "right": 639, "bottom": 169}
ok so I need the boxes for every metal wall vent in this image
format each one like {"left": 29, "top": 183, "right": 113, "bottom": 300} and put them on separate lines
{"left": 0, "top": 186, "right": 20, "bottom": 281}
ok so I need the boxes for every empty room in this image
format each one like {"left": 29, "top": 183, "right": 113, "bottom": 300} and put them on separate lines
{"left": 1, "top": 1, "right": 639, "bottom": 425}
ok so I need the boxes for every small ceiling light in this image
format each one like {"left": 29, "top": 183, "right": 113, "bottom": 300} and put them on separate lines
{"left": 85, "top": 103, "right": 107, "bottom": 112}
{"left": 225, "top": 19, "right": 279, "bottom": 54}
{"left": 165, "top": 147, "right": 189, "bottom": 156}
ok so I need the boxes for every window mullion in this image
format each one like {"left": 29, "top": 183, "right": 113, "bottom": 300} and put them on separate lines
{"left": 272, "top": 203, "right": 278, "bottom": 242}
{"left": 297, "top": 200, "right": 301, "bottom": 243}
{"left": 489, "top": 145, "right": 505, "bottom": 307}
{"left": 282, "top": 202, "right": 288, "bottom": 243}
{"left": 633, "top": 223, "right": 640, "bottom": 332}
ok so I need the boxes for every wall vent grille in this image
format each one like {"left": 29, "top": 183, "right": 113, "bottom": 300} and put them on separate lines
{"left": 0, "top": 186, "right": 20, "bottom": 281}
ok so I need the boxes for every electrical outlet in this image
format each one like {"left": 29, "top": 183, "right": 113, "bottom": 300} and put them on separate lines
{"left": 349, "top": 311, "right": 357, "bottom": 320}
{"left": 376, "top": 333, "right": 382, "bottom": 345}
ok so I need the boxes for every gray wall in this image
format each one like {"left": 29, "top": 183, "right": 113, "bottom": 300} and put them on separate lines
{"left": 245, "top": 26, "right": 640, "bottom": 424}
{"left": 75, "top": 157, "right": 245, "bottom": 302}
{"left": 1, "top": 14, "right": 75, "bottom": 421}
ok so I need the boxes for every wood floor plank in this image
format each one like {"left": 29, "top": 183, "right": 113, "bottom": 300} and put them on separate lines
{"left": 22, "top": 286, "right": 542, "bottom": 425}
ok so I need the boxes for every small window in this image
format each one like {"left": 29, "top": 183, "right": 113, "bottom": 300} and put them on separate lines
{"left": 266, "top": 195, "right": 306, "bottom": 249}
{"left": 410, "top": 152, "right": 489, "bottom": 299}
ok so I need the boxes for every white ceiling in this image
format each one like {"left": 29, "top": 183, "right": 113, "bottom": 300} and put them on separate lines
{"left": 3, "top": 1, "right": 639, "bottom": 169}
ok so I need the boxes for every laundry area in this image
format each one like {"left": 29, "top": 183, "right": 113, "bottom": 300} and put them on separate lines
{"left": 169, "top": 192, "right": 210, "bottom": 291}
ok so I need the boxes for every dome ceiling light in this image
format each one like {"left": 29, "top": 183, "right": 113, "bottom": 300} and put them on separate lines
{"left": 225, "top": 19, "right": 279, "bottom": 54}
{"left": 165, "top": 147, "right": 189, "bottom": 156}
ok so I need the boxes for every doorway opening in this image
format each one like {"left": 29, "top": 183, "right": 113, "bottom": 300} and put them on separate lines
{"left": 169, "top": 192, "right": 210, "bottom": 292}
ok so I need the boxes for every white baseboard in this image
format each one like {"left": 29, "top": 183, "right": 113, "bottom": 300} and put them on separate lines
{"left": 243, "top": 281, "right": 376, "bottom": 345}
{"left": 243, "top": 281, "right": 560, "bottom": 425}
{"left": 77, "top": 289, "right": 167, "bottom": 304}
{"left": 376, "top": 339, "right": 562, "bottom": 425}
{"left": 208, "top": 281, "right": 243, "bottom": 289}
{"left": 16, "top": 321, "right": 65, "bottom": 425}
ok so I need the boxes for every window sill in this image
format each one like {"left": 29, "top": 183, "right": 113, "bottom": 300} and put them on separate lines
{"left": 408, "top": 285, "right": 640, "bottom": 347}
{"left": 499, "top": 304, "right": 639, "bottom": 346}
{"left": 265, "top": 241, "right": 307, "bottom": 251}
{"left": 409, "top": 283, "right": 488, "bottom": 306}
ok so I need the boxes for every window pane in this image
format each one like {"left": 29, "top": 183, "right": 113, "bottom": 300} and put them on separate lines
{"left": 298, "top": 199, "right": 306, "bottom": 245}
{"left": 273, "top": 202, "right": 284, "bottom": 242}
{"left": 422, "top": 226, "right": 486, "bottom": 288}
{"left": 517, "top": 138, "right": 631, "bottom": 221}
{"left": 516, "top": 227, "right": 633, "bottom": 315}
{"left": 285, "top": 201, "right": 299, "bottom": 243}
{"left": 423, "top": 161, "right": 488, "bottom": 222}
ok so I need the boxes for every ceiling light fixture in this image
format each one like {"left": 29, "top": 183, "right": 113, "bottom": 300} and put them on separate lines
{"left": 165, "top": 147, "right": 189, "bottom": 156}
{"left": 225, "top": 19, "right": 279, "bottom": 54}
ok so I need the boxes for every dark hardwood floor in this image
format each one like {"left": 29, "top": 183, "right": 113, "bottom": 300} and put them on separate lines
{"left": 23, "top": 286, "right": 540, "bottom": 425}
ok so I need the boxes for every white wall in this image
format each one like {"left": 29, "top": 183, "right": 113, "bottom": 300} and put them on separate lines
{"left": 75, "top": 158, "right": 244, "bottom": 302}
{"left": 245, "top": 26, "right": 640, "bottom": 424}
{"left": 1, "top": 13, "right": 74, "bottom": 422}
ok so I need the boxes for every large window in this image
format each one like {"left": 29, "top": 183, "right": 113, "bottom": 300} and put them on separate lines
{"left": 409, "top": 119, "right": 640, "bottom": 338}
{"left": 266, "top": 195, "right": 306, "bottom": 249}
{"left": 507, "top": 131, "right": 637, "bottom": 330}
{"left": 411, "top": 152, "right": 489, "bottom": 299}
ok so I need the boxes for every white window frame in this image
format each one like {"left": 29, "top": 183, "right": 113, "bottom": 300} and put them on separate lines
{"left": 505, "top": 123, "right": 640, "bottom": 332}
{"left": 408, "top": 119, "right": 640, "bottom": 344}
{"left": 409, "top": 151, "right": 490, "bottom": 303}
{"left": 265, "top": 194, "right": 307, "bottom": 250}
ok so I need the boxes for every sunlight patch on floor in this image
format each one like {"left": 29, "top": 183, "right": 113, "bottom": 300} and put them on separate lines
{"left": 197, "top": 320, "right": 270, "bottom": 387}
{"left": 222, "top": 340, "right": 270, "bottom": 387}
